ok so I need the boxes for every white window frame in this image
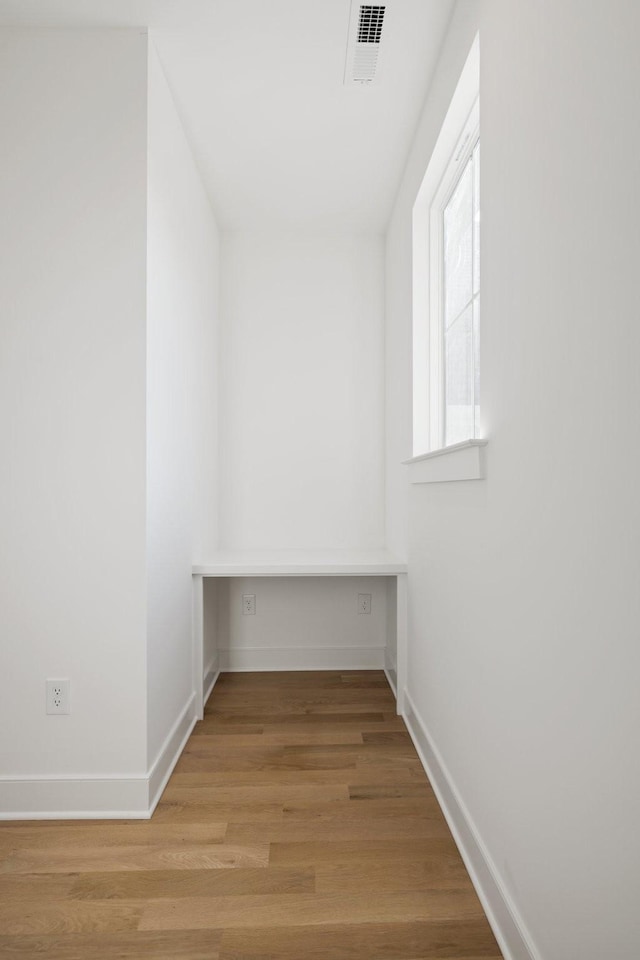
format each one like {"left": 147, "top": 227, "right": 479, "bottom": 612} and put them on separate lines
{"left": 407, "top": 35, "right": 484, "bottom": 483}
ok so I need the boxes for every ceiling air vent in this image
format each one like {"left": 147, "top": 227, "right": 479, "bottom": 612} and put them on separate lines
{"left": 344, "top": 2, "right": 387, "bottom": 86}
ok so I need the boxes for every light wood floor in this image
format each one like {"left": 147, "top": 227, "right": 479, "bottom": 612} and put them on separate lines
{"left": 0, "top": 670, "right": 503, "bottom": 959}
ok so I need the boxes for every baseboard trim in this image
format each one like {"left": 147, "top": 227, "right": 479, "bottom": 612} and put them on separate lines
{"left": 0, "top": 693, "right": 198, "bottom": 821}
{"left": 403, "top": 689, "right": 540, "bottom": 960}
{"left": 147, "top": 692, "right": 197, "bottom": 815}
{"left": 219, "top": 645, "right": 386, "bottom": 672}
{"left": 203, "top": 659, "right": 220, "bottom": 710}
{"left": 0, "top": 776, "right": 150, "bottom": 820}
{"left": 384, "top": 657, "right": 398, "bottom": 699}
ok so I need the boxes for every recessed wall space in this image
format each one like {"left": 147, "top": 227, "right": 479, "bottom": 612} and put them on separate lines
{"left": 205, "top": 576, "right": 396, "bottom": 672}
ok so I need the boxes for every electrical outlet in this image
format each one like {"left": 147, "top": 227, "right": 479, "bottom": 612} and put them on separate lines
{"left": 46, "top": 679, "right": 70, "bottom": 715}
{"left": 358, "top": 593, "right": 372, "bottom": 615}
{"left": 242, "top": 594, "right": 256, "bottom": 616}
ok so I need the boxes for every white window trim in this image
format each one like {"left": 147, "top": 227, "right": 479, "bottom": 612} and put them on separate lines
{"left": 403, "top": 438, "right": 487, "bottom": 484}
{"left": 409, "top": 35, "right": 484, "bottom": 483}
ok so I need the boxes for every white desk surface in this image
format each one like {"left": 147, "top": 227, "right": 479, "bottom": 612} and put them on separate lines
{"left": 193, "top": 550, "right": 407, "bottom": 577}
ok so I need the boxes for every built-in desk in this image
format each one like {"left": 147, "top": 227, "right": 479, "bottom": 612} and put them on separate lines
{"left": 192, "top": 551, "right": 407, "bottom": 718}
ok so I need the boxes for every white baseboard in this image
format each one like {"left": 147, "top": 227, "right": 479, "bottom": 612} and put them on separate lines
{"left": 0, "top": 693, "right": 197, "bottom": 821}
{"left": 403, "top": 689, "right": 540, "bottom": 960}
{"left": 384, "top": 647, "right": 398, "bottom": 699}
{"left": 0, "top": 776, "right": 150, "bottom": 820}
{"left": 219, "top": 645, "right": 386, "bottom": 672}
{"left": 203, "top": 662, "right": 221, "bottom": 709}
{"left": 147, "top": 692, "right": 197, "bottom": 815}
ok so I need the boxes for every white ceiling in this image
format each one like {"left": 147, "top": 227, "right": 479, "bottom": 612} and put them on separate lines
{"left": 0, "top": 0, "right": 455, "bottom": 230}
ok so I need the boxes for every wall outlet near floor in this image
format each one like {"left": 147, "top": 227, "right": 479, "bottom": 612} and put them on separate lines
{"left": 357, "top": 593, "right": 372, "bottom": 615}
{"left": 46, "top": 679, "right": 70, "bottom": 715}
{"left": 242, "top": 594, "right": 256, "bottom": 616}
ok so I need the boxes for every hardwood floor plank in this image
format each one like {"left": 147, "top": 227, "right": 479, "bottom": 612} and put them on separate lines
{"left": 138, "top": 890, "right": 487, "bottom": 932}
{"left": 314, "top": 859, "right": 475, "bottom": 893}
{"left": 204, "top": 702, "right": 397, "bottom": 718}
{"left": 257, "top": 718, "right": 407, "bottom": 734}
{"left": 192, "top": 724, "right": 265, "bottom": 736}
{"left": 212, "top": 672, "right": 388, "bottom": 694}
{"left": 151, "top": 800, "right": 283, "bottom": 823}
{"left": 70, "top": 866, "right": 315, "bottom": 901}
{"left": 168, "top": 766, "right": 422, "bottom": 788}
{"left": 1, "top": 844, "right": 269, "bottom": 874}
{"left": 178, "top": 745, "right": 287, "bottom": 763}
{"left": 269, "top": 837, "right": 461, "bottom": 865}
{"left": 348, "top": 781, "right": 435, "bottom": 799}
{"left": 281, "top": 797, "right": 444, "bottom": 821}
{"left": 0, "top": 874, "right": 76, "bottom": 902}
{"left": 226, "top": 817, "right": 452, "bottom": 844}
{"left": 213, "top": 670, "right": 346, "bottom": 688}
{"left": 160, "top": 783, "right": 350, "bottom": 805}
{"left": 217, "top": 921, "right": 501, "bottom": 960}
{"left": 175, "top": 749, "right": 356, "bottom": 775}
{"left": 0, "top": 930, "right": 223, "bottom": 959}
{"left": 281, "top": 741, "right": 418, "bottom": 757}
{"left": 208, "top": 694, "right": 353, "bottom": 708}
{"left": 0, "top": 822, "right": 227, "bottom": 852}
{"left": 200, "top": 712, "right": 387, "bottom": 726}
{"left": 362, "top": 730, "right": 414, "bottom": 744}
{"left": 183, "top": 730, "right": 365, "bottom": 747}
{"left": 0, "top": 900, "right": 143, "bottom": 935}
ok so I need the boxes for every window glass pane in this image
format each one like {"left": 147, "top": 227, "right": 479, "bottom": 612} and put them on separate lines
{"left": 473, "top": 297, "right": 480, "bottom": 436}
{"left": 444, "top": 304, "right": 474, "bottom": 446}
{"left": 443, "top": 158, "right": 473, "bottom": 327}
{"left": 473, "top": 142, "right": 480, "bottom": 296}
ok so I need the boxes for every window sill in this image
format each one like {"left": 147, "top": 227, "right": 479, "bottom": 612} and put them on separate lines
{"left": 403, "top": 439, "right": 488, "bottom": 484}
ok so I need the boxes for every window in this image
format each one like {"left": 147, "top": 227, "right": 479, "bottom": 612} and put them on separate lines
{"left": 430, "top": 114, "right": 480, "bottom": 450}
{"left": 407, "top": 36, "right": 485, "bottom": 482}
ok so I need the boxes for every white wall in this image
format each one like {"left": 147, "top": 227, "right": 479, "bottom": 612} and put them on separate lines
{"left": 219, "top": 233, "right": 385, "bottom": 551}
{"left": 0, "top": 30, "right": 149, "bottom": 792}
{"left": 146, "top": 41, "right": 220, "bottom": 766}
{"left": 216, "top": 577, "right": 390, "bottom": 671}
{"left": 386, "top": 2, "right": 640, "bottom": 958}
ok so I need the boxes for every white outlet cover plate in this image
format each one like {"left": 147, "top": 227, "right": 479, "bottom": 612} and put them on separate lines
{"left": 358, "top": 593, "right": 372, "bottom": 614}
{"left": 46, "top": 678, "right": 70, "bottom": 715}
{"left": 242, "top": 594, "right": 256, "bottom": 615}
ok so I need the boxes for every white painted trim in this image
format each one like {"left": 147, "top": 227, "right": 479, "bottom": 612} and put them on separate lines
{"left": 384, "top": 665, "right": 397, "bottom": 699}
{"left": 203, "top": 663, "right": 221, "bottom": 710}
{"left": 0, "top": 809, "right": 151, "bottom": 821}
{"left": 0, "top": 694, "right": 197, "bottom": 821}
{"left": 147, "top": 693, "right": 197, "bottom": 815}
{"left": 192, "top": 573, "right": 204, "bottom": 718}
{"left": 404, "top": 438, "right": 488, "bottom": 463}
{"left": 404, "top": 439, "right": 487, "bottom": 483}
{"left": 220, "top": 645, "right": 386, "bottom": 672}
{"left": 395, "top": 572, "right": 407, "bottom": 715}
{"left": 0, "top": 771, "right": 147, "bottom": 782}
{"left": 0, "top": 777, "right": 150, "bottom": 820}
{"left": 403, "top": 689, "right": 541, "bottom": 960}
{"left": 193, "top": 550, "right": 407, "bottom": 577}
{"left": 194, "top": 563, "right": 407, "bottom": 577}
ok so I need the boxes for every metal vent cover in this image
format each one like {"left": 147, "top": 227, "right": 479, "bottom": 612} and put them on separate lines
{"left": 344, "top": 2, "right": 387, "bottom": 86}
{"left": 357, "top": 5, "right": 385, "bottom": 43}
